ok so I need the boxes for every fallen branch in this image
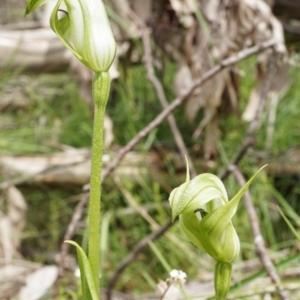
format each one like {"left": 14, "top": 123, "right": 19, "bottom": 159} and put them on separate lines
{"left": 0, "top": 150, "right": 202, "bottom": 189}
{"left": 2, "top": 146, "right": 300, "bottom": 188}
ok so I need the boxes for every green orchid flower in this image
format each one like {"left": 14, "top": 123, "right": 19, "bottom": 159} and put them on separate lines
{"left": 26, "top": 0, "right": 116, "bottom": 73}
{"left": 169, "top": 164, "right": 266, "bottom": 299}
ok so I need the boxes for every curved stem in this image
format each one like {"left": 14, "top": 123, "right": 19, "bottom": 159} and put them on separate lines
{"left": 88, "top": 71, "right": 110, "bottom": 296}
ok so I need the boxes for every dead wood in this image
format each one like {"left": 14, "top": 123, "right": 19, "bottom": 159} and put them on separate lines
{"left": 0, "top": 186, "right": 27, "bottom": 263}
{"left": 0, "top": 149, "right": 202, "bottom": 188}
{"left": 0, "top": 27, "right": 72, "bottom": 73}
{"left": 1, "top": 146, "right": 300, "bottom": 189}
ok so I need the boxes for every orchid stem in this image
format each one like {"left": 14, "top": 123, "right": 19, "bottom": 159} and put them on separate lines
{"left": 89, "top": 71, "right": 110, "bottom": 296}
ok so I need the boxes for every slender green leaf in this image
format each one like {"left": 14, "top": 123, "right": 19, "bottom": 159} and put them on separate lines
{"left": 65, "top": 241, "right": 99, "bottom": 300}
{"left": 139, "top": 267, "right": 157, "bottom": 290}
{"left": 76, "top": 243, "right": 92, "bottom": 300}
{"left": 148, "top": 241, "right": 172, "bottom": 273}
{"left": 270, "top": 185, "right": 300, "bottom": 227}
{"left": 278, "top": 207, "right": 300, "bottom": 242}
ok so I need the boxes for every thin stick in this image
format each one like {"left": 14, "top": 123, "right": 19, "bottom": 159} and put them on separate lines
{"left": 230, "top": 165, "right": 289, "bottom": 300}
{"left": 102, "top": 39, "right": 277, "bottom": 182}
{"left": 142, "top": 28, "right": 197, "bottom": 178}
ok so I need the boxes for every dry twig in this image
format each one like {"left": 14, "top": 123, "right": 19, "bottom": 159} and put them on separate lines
{"left": 230, "top": 165, "right": 289, "bottom": 300}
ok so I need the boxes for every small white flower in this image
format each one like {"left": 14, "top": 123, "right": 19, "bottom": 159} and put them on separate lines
{"left": 169, "top": 269, "right": 187, "bottom": 285}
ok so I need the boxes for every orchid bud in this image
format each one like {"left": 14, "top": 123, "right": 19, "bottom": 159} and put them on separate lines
{"left": 26, "top": 0, "right": 117, "bottom": 73}
{"left": 169, "top": 165, "right": 265, "bottom": 263}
